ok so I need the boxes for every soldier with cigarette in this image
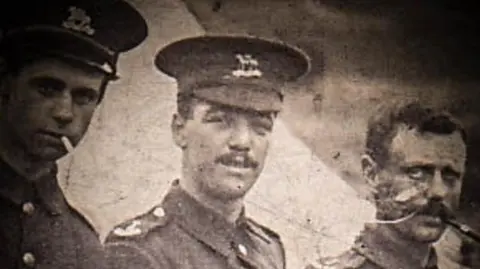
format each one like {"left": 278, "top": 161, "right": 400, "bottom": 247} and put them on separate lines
{"left": 306, "top": 102, "right": 468, "bottom": 269}
{"left": 0, "top": 0, "right": 147, "bottom": 268}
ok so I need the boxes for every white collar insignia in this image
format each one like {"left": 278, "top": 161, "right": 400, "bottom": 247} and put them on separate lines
{"left": 113, "top": 220, "right": 142, "bottom": 237}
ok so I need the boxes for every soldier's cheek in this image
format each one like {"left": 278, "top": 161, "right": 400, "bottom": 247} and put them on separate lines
{"left": 394, "top": 186, "right": 429, "bottom": 213}
{"left": 394, "top": 186, "right": 427, "bottom": 203}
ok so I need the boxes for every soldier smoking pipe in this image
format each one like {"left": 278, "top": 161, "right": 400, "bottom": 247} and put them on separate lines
{"left": 439, "top": 207, "right": 480, "bottom": 244}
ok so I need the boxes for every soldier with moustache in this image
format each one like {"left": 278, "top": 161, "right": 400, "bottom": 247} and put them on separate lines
{"left": 105, "top": 35, "right": 311, "bottom": 269}
{"left": 0, "top": 0, "right": 147, "bottom": 268}
{"left": 306, "top": 102, "right": 468, "bottom": 269}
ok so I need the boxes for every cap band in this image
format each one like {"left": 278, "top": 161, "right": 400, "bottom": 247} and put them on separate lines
{"left": 193, "top": 85, "right": 282, "bottom": 112}
{"left": 179, "top": 78, "right": 283, "bottom": 112}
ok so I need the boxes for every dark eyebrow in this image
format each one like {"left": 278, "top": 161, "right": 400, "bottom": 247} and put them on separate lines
{"left": 72, "top": 86, "right": 100, "bottom": 96}
{"left": 29, "top": 76, "right": 100, "bottom": 97}
{"left": 28, "top": 76, "right": 65, "bottom": 89}
{"left": 442, "top": 166, "right": 462, "bottom": 177}
{"left": 401, "top": 162, "right": 463, "bottom": 178}
{"left": 400, "top": 160, "right": 432, "bottom": 167}
{"left": 250, "top": 113, "right": 274, "bottom": 128}
{"left": 205, "top": 106, "right": 226, "bottom": 114}
{"left": 400, "top": 163, "right": 434, "bottom": 172}
{"left": 254, "top": 111, "right": 275, "bottom": 122}
{"left": 203, "top": 103, "right": 275, "bottom": 125}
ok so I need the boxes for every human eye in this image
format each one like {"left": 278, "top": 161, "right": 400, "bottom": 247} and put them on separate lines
{"left": 252, "top": 120, "right": 273, "bottom": 136}
{"left": 249, "top": 113, "right": 273, "bottom": 136}
{"left": 72, "top": 89, "right": 98, "bottom": 105}
{"left": 405, "top": 166, "right": 431, "bottom": 181}
{"left": 39, "top": 85, "right": 58, "bottom": 97}
{"left": 203, "top": 111, "right": 228, "bottom": 124}
{"left": 31, "top": 79, "right": 62, "bottom": 97}
{"left": 442, "top": 168, "right": 461, "bottom": 186}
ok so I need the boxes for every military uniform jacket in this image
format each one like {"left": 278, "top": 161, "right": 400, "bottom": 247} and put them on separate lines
{"left": 305, "top": 224, "right": 438, "bottom": 269}
{"left": 105, "top": 180, "right": 285, "bottom": 269}
{"left": 0, "top": 159, "right": 106, "bottom": 269}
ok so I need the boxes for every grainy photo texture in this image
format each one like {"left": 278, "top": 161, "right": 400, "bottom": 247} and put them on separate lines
{"left": 0, "top": 0, "right": 478, "bottom": 269}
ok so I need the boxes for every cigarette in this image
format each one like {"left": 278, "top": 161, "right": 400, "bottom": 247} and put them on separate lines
{"left": 61, "top": 136, "right": 74, "bottom": 153}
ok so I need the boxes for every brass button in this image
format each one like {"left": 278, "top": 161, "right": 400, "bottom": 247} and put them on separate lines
{"left": 22, "top": 202, "right": 35, "bottom": 215}
{"left": 237, "top": 243, "right": 248, "bottom": 255}
{"left": 153, "top": 207, "right": 165, "bottom": 218}
{"left": 22, "top": 252, "right": 36, "bottom": 267}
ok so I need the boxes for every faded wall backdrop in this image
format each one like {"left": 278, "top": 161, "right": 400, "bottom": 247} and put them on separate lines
{"left": 57, "top": 0, "right": 479, "bottom": 268}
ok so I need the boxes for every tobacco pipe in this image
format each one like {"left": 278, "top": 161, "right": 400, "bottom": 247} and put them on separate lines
{"left": 439, "top": 207, "right": 480, "bottom": 244}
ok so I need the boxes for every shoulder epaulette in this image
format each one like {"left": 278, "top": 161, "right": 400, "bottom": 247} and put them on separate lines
{"left": 246, "top": 218, "right": 281, "bottom": 243}
{"left": 109, "top": 205, "right": 170, "bottom": 239}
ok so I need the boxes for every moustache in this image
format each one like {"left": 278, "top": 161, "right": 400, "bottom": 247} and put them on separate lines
{"left": 215, "top": 153, "right": 258, "bottom": 169}
{"left": 375, "top": 200, "right": 454, "bottom": 224}
{"left": 412, "top": 199, "right": 455, "bottom": 219}
{"left": 394, "top": 187, "right": 455, "bottom": 218}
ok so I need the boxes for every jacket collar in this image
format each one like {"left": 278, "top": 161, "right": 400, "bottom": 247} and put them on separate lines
{"left": 162, "top": 179, "right": 250, "bottom": 257}
{"left": 0, "top": 158, "right": 67, "bottom": 215}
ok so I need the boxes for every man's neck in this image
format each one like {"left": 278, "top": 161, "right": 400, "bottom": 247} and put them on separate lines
{"left": 179, "top": 180, "right": 244, "bottom": 224}
{"left": 0, "top": 130, "right": 55, "bottom": 181}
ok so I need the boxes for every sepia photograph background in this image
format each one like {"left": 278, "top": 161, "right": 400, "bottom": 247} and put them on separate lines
{"left": 56, "top": 0, "right": 479, "bottom": 268}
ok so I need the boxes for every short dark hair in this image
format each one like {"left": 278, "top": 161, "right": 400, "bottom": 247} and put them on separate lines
{"left": 365, "top": 101, "right": 467, "bottom": 168}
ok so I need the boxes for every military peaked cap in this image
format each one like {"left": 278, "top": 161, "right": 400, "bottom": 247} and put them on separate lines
{"left": 155, "top": 35, "right": 311, "bottom": 111}
{"left": 0, "top": 0, "right": 148, "bottom": 78}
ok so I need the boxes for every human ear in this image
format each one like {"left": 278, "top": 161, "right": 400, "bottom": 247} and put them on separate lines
{"left": 171, "top": 113, "right": 187, "bottom": 149}
{"left": 361, "top": 154, "right": 380, "bottom": 189}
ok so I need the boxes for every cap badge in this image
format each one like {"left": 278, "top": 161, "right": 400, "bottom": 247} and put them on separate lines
{"left": 232, "top": 54, "right": 262, "bottom": 78}
{"left": 62, "top": 6, "right": 95, "bottom": 36}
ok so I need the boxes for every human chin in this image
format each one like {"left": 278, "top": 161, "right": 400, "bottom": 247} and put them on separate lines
{"left": 210, "top": 169, "right": 257, "bottom": 199}
{"left": 212, "top": 182, "right": 250, "bottom": 200}
{"left": 409, "top": 216, "right": 446, "bottom": 242}
{"left": 28, "top": 134, "right": 67, "bottom": 161}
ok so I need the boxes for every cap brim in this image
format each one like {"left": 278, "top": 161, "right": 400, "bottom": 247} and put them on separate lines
{"left": 2, "top": 27, "right": 117, "bottom": 77}
{"left": 193, "top": 85, "right": 283, "bottom": 112}
{"left": 155, "top": 35, "right": 312, "bottom": 83}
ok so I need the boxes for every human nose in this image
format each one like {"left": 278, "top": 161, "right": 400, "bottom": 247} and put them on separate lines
{"left": 228, "top": 119, "right": 252, "bottom": 152}
{"left": 428, "top": 170, "right": 449, "bottom": 201}
{"left": 52, "top": 92, "right": 74, "bottom": 125}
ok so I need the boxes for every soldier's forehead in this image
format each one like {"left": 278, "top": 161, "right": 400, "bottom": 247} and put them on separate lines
{"left": 389, "top": 125, "right": 466, "bottom": 167}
